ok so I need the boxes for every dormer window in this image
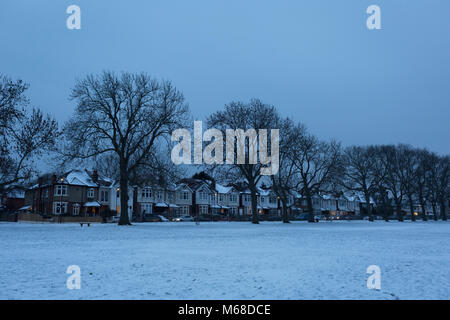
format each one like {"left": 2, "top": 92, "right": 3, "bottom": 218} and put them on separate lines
{"left": 88, "top": 188, "right": 94, "bottom": 198}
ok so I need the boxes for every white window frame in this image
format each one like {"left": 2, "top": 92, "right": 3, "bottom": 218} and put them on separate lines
{"left": 100, "top": 190, "right": 109, "bottom": 202}
{"left": 141, "top": 203, "right": 152, "bottom": 214}
{"left": 141, "top": 188, "right": 152, "bottom": 200}
{"left": 53, "top": 202, "right": 67, "bottom": 214}
{"left": 180, "top": 191, "right": 188, "bottom": 200}
{"left": 199, "top": 205, "right": 208, "bottom": 214}
{"left": 73, "top": 204, "right": 80, "bottom": 215}
{"left": 54, "top": 185, "right": 68, "bottom": 196}
{"left": 88, "top": 188, "right": 94, "bottom": 199}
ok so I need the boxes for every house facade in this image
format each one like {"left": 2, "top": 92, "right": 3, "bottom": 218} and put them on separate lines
{"left": 24, "top": 170, "right": 114, "bottom": 217}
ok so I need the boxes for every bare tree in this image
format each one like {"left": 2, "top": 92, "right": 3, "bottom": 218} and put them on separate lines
{"left": 270, "top": 117, "right": 300, "bottom": 223}
{"left": 207, "top": 99, "right": 280, "bottom": 224}
{"left": 414, "top": 149, "right": 433, "bottom": 221}
{"left": 402, "top": 146, "right": 420, "bottom": 222}
{"left": 62, "top": 71, "right": 189, "bottom": 225}
{"left": 0, "top": 75, "right": 58, "bottom": 188}
{"left": 290, "top": 128, "right": 341, "bottom": 223}
{"left": 430, "top": 155, "right": 449, "bottom": 221}
{"left": 372, "top": 145, "right": 411, "bottom": 222}
{"left": 340, "top": 145, "right": 377, "bottom": 221}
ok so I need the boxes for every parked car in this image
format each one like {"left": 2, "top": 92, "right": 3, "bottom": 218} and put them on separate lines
{"left": 172, "top": 215, "right": 194, "bottom": 222}
{"left": 145, "top": 214, "right": 168, "bottom": 222}
{"left": 158, "top": 215, "right": 169, "bottom": 222}
{"left": 295, "top": 213, "right": 309, "bottom": 221}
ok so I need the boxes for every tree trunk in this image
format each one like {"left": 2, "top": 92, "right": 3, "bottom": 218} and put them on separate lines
{"left": 306, "top": 190, "right": 314, "bottom": 223}
{"left": 432, "top": 203, "right": 438, "bottom": 221}
{"left": 440, "top": 201, "right": 447, "bottom": 221}
{"left": 396, "top": 202, "right": 403, "bottom": 222}
{"left": 419, "top": 199, "right": 428, "bottom": 221}
{"left": 365, "top": 194, "right": 373, "bottom": 222}
{"left": 282, "top": 200, "right": 289, "bottom": 223}
{"left": 250, "top": 187, "right": 259, "bottom": 224}
{"left": 118, "top": 169, "right": 131, "bottom": 226}
{"left": 409, "top": 196, "right": 416, "bottom": 222}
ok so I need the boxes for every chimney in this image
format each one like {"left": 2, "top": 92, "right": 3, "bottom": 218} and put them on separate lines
{"left": 211, "top": 179, "right": 216, "bottom": 190}
{"left": 38, "top": 177, "right": 43, "bottom": 186}
{"left": 51, "top": 175, "right": 56, "bottom": 184}
{"left": 93, "top": 170, "right": 99, "bottom": 183}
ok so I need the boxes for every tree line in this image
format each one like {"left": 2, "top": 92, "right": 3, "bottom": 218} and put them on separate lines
{"left": 1, "top": 72, "right": 448, "bottom": 225}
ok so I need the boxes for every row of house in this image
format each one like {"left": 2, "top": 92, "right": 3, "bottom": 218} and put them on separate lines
{"left": 13, "top": 169, "right": 381, "bottom": 221}
{"left": 4, "top": 168, "right": 445, "bottom": 221}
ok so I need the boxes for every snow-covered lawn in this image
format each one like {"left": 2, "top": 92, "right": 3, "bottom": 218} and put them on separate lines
{"left": 0, "top": 220, "right": 449, "bottom": 300}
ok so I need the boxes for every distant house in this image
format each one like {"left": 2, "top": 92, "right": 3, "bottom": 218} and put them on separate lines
{"left": 179, "top": 178, "right": 215, "bottom": 215}
{"left": 109, "top": 181, "right": 134, "bottom": 221}
{"left": 212, "top": 183, "right": 239, "bottom": 216}
{"left": 24, "top": 170, "right": 114, "bottom": 217}
{"left": 134, "top": 183, "right": 182, "bottom": 219}
{"left": 297, "top": 192, "right": 368, "bottom": 218}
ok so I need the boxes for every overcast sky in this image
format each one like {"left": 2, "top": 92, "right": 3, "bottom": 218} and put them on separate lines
{"left": 1, "top": 0, "right": 449, "bottom": 154}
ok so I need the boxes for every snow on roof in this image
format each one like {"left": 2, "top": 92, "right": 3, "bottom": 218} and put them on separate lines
{"left": 257, "top": 188, "right": 270, "bottom": 196}
{"left": 84, "top": 201, "right": 100, "bottom": 207}
{"left": 215, "top": 184, "right": 232, "bottom": 194}
{"left": 65, "top": 170, "right": 98, "bottom": 187}
{"left": 155, "top": 202, "right": 168, "bottom": 207}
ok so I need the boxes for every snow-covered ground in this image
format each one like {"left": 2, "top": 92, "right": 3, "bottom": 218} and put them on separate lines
{"left": 0, "top": 220, "right": 449, "bottom": 300}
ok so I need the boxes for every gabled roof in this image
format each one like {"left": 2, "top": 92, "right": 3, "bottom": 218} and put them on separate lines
{"left": 179, "top": 178, "right": 214, "bottom": 192}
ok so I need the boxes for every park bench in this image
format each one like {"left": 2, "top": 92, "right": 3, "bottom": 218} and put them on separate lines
{"left": 80, "top": 222, "right": 91, "bottom": 227}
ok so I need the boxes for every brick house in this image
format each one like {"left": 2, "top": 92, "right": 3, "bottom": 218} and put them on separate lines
{"left": 24, "top": 169, "right": 114, "bottom": 217}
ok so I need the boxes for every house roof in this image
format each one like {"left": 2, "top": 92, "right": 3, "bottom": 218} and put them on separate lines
{"left": 179, "top": 179, "right": 214, "bottom": 192}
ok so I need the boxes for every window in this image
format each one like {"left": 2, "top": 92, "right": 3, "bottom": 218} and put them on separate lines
{"left": 53, "top": 202, "right": 67, "bottom": 214}
{"left": 269, "top": 196, "right": 277, "bottom": 204}
{"left": 180, "top": 191, "right": 189, "bottom": 200}
{"left": 45, "top": 189, "right": 49, "bottom": 198}
{"left": 219, "top": 194, "right": 224, "bottom": 202}
{"left": 54, "top": 185, "right": 67, "bottom": 196}
{"left": 73, "top": 204, "right": 80, "bottom": 215}
{"left": 199, "top": 191, "right": 208, "bottom": 201}
{"left": 199, "top": 205, "right": 208, "bottom": 214}
{"left": 156, "top": 191, "right": 163, "bottom": 200}
{"left": 141, "top": 188, "right": 152, "bottom": 200}
{"left": 229, "top": 194, "right": 237, "bottom": 202}
{"left": 230, "top": 207, "right": 237, "bottom": 215}
{"left": 88, "top": 188, "right": 94, "bottom": 198}
{"left": 181, "top": 206, "right": 190, "bottom": 215}
{"left": 100, "top": 190, "right": 109, "bottom": 202}
{"left": 261, "top": 196, "right": 266, "bottom": 204}
{"left": 141, "top": 203, "right": 152, "bottom": 214}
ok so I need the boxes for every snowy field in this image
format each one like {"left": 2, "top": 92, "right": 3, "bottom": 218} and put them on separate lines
{"left": 0, "top": 220, "right": 449, "bottom": 300}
